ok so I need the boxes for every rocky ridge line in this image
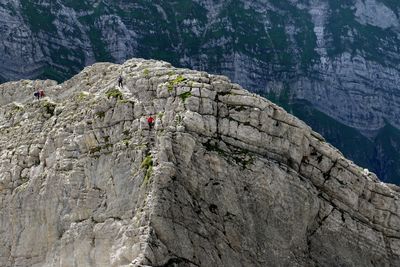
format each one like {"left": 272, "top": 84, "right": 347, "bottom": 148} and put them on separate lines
{"left": 0, "top": 58, "right": 399, "bottom": 266}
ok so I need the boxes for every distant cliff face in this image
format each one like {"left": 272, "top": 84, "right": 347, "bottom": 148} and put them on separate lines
{"left": 1, "top": 0, "right": 400, "bottom": 183}
{"left": 1, "top": 58, "right": 400, "bottom": 266}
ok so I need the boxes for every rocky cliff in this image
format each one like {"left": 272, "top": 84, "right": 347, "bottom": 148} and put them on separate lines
{"left": 1, "top": 0, "right": 400, "bottom": 183}
{"left": 0, "top": 59, "right": 399, "bottom": 266}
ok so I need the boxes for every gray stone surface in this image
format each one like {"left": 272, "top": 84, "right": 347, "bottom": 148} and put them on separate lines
{"left": 0, "top": 58, "right": 399, "bottom": 266}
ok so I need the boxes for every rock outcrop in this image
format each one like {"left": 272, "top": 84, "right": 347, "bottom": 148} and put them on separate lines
{"left": 0, "top": 59, "right": 399, "bottom": 266}
{"left": 2, "top": 0, "right": 400, "bottom": 183}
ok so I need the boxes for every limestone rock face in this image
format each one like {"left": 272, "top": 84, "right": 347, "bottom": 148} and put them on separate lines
{"left": 2, "top": 0, "right": 400, "bottom": 183}
{"left": 0, "top": 59, "right": 399, "bottom": 267}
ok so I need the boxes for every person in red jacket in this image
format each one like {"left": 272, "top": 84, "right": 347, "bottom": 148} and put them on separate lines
{"left": 147, "top": 116, "right": 155, "bottom": 129}
{"left": 39, "top": 89, "right": 45, "bottom": 98}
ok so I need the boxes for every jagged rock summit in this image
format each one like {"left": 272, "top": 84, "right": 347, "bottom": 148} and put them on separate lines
{"left": 0, "top": 58, "right": 399, "bottom": 267}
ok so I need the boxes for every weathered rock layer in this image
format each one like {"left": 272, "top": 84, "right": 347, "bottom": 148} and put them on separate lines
{"left": 0, "top": 59, "right": 399, "bottom": 266}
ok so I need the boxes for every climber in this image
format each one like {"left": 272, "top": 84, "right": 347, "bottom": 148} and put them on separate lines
{"left": 33, "top": 91, "right": 40, "bottom": 100}
{"left": 118, "top": 75, "right": 123, "bottom": 88}
{"left": 147, "top": 116, "right": 155, "bottom": 130}
{"left": 39, "top": 89, "right": 45, "bottom": 98}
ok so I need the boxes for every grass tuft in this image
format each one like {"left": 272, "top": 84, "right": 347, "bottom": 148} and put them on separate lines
{"left": 105, "top": 88, "right": 123, "bottom": 100}
{"left": 179, "top": 92, "right": 192, "bottom": 102}
{"left": 141, "top": 155, "right": 154, "bottom": 185}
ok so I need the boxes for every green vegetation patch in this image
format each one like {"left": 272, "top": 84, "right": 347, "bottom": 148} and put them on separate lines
{"left": 179, "top": 91, "right": 192, "bottom": 102}
{"left": 106, "top": 88, "right": 123, "bottom": 100}
{"left": 77, "top": 91, "right": 90, "bottom": 101}
{"left": 204, "top": 141, "right": 226, "bottom": 156}
{"left": 231, "top": 149, "right": 254, "bottom": 169}
{"left": 89, "top": 143, "right": 114, "bottom": 155}
{"left": 123, "top": 139, "right": 130, "bottom": 147}
{"left": 96, "top": 111, "right": 105, "bottom": 118}
{"left": 42, "top": 100, "right": 56, "bottom": 116}
{"left": 141, "top": 154, "right": 154, "bottom": 185}
{"left": 143, "top": 68, "right": 150, "bottom": 78}
{"left": 89, "top": 146, "right": 102, "bottom": 154}
{"left": 11, "top": 103, "right": 24, "bottom": 113}
{"left": 168, "top": 75, "right": 186, "bottom": 92}
{"left": 167, "top": 71, "right": 176, "bottom": 76}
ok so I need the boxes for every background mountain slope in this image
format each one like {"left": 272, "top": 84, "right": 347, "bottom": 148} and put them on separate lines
{"left": 1, "top": 0, "right": 400, "bottom": 183}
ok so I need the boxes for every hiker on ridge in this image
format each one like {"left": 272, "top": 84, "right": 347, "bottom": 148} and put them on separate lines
{"left": 147, "top": 116, "right": 155, "bottom": 130}
{"left": 39, "top": 89, "right": 45, "bottom": 98}
{"left": 118, "top": 75, "right": 123, "bottom": 88}
{"left": 34, "top": 91, "right": 40, "bottom": 100}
